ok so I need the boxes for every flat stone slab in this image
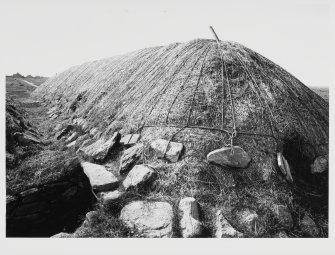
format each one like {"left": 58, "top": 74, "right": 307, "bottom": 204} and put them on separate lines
{"left": 122, "top": 164, "right": 156, "bottom": 190}
{"left": 120, "top": 201, "right": 173, "bottom": 237}
{"left": 119, "top": 143, "right": 144, "bottom": 174}
{"left": 81, "top": 162, "right": 119, "bottom": 192}
{"left": 66, "top": 132, "right": 80, "bottom": 143}
{"left": 150, "top": 139, "right": 183, "bottom": 163}
{"left": 120, "top": 134, "right": 141, "bottom": 147}
{"left": 207, "top": 146, "right": 251, "bottom": 168}
{"left": 215, "top": 210, "right": 243, "bottom": 238}
{"left": 179, "top": 197, "right": 202, "bottom": 237}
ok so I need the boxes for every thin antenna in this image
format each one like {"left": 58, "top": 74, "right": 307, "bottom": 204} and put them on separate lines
{"left": 210, "top": 26, "right": 220, "bottom": 42}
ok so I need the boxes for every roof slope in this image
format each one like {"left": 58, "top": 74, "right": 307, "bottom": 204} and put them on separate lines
{"left": 32, "top": 39, "right": 328, "bottom": 148}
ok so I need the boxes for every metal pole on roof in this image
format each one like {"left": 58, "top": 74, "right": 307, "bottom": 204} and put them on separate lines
{"left": 210, "top": 26, "right": 220, "bottom": 42}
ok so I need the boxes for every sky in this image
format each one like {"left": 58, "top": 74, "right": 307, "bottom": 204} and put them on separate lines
{"left": 0, "top": 0, "right": 332, "bottom": 88}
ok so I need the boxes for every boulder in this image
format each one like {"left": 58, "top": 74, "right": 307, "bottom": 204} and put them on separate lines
{"left": 98, "top": 190, "right": 125, "bottom": 205}
{"left": 66, "top": 132, "right": 80, "bottom": 143}
{"left": 178, "top": 197, "right": 202, "bottom": 237}
{"left": 123, "top": 165, "right": 156, "bottom": 190}
{"left": 207, "top": 146, "right": 251, "bottom": 168}
{"left": 51, "top": 232, "right": 73, "bottom": 238}
{"left": 120, "top": 201, "right": 173, "bottom": 237}
{"left": 81, "top": 162, "right": 119, "bottom": 192}
{"left": 119, "top": 143, "right": 144, "bottom": 174}
{"left": 120, "top": 134, "right": 141, "bottom": 147}
{"left": 150, "top": 139, "right": 183, "bottom": 163}
{"left": 233, "top": 207, "right": 262, "bottom": 236}
{"left": 301, "top": 214, "right": 319, "bottom": 237}
{"left": 311, "top": 155, "right": 328, "bottom": 174}
{"left": 82, "top": 132, "right": 120, "bottom": 161}
{"left": 272, "top": 205, "right": 293, "bottom": 229}
{"left": 14, "top": 132, "right": 41, "bottom": 145}
{"left": 215, "top": 210, "right": 243, "bottom": 238}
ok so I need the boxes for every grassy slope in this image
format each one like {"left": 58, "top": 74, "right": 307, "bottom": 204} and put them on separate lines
{"left": 311, "top": 88, "right": 329, "bottom": 102}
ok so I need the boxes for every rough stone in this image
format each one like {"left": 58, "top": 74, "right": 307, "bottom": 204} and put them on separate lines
{"left": 120, "top": 134, "right": 141, "bottom": 147}
{"left": 81, "top": 162, "right": 119, "bottom": 192}
{"left": 301, "top": 214, "right": 319, "bottom": 237}
{"left": 120, "top": 201, "right": 173, "bottom": 237}
{"left": 89, "top": 128, "right": 99, "bottom": 137}
{"left": 99, "top": 190, "right": 125, "bottom": 205}
{"left": 14, "top": 132, "right": 41, "bottom": 145}
{"left": 120, "top": 143, "right": 144, "bottom": 174}
{"left": 51, "top": 232, "right": 73, "bottom": 238}
{"left": 66, "top": 132, "right": 80, "bottom": 143}
{"left": 56, "top": 125, "right": 73, "bottom": 140}
{"left": 233, "top": 207, "right": 262, "bottom": 236}
{"left": 20, "top": 188, "right": 40, "bottom": 203}
{"left": 178, "top": 197, "right": 202, "bottom": 237}
{"left": 274, "top": 231, "right": 288, "bottom": 238}
{"left": 82, "top": 132, "right": 120, "bottom": 161}
{"left": 207, "top": 146, "right": 251, "bottom": 168}
{"left": 311, "top": 155, "right": 328, "bottom": 174}
{"left": 273, "top": 205, "right": 293, "bottom": 229}
{"left": 215, "top": 210, "right": 244, "bottom": 238}
{"left": 122, "top": 165, "right": 156, "bottom": 190}
{"left": 150, "top": 139, "right": 183, "bottom": 163}
{"left": 66, "top": 140, "right": 76, "bottom": 149}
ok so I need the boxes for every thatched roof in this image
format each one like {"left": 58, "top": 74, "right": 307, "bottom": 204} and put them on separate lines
{"left": 31, "top": 38, "right": 329, "bottom": 236}
{"left": 33, "top": 39, "right": 328, "bottom": 153}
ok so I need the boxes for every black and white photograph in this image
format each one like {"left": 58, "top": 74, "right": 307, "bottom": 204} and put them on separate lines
{"left": 1, "top": 0, "right": 333, "bottom": 254}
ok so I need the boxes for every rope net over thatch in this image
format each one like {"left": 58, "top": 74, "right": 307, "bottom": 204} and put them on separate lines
{"left": 33, "top": 39, "right": 328, "bottom": 155}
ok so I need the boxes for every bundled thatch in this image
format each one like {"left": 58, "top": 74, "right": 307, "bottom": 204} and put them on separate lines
{"left": 32, "top": 39, "right": 328, "bottom": 236}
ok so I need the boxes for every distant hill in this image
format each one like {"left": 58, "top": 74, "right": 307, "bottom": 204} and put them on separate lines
{"left": 311, "top": 87, "right": 329, "bottom": 102}
{"left": 6, "top": 75, "right": 48, "bottom": 101}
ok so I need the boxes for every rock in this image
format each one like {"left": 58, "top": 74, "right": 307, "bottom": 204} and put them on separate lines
{"left": 274, "top": 231, "right": 288, "bottom": 238}
{"left": 56, "top": 125, "right": 73, "bottom": 140}
{"left": 66, "top": 140, "right": 76, "bottom": 149}
{"left": 76, "top": 139, "right": 95, "bottom": 154}
{"left": 120, "top": 143, "right": 144, "bottom": 174}
{"left": 51, "top": 232, "right": 73, "bottom": 238}
{"left": 54, "top": 123, "right": 63, "bottom": 132}
{"left": 233, "top": 208, "right": 262, "bottom": 236}
{"left": 150, "top": 139, "right": 183, "bottom": 162}
{"left": 98, "top": 190, "right": 125, "bottom": 205}
{"left": 66, "top": 132, "right": 80, "bottom": 143}
{"left": 215, "top": 210, "right": 244, "bottom": 238}
{"left": 20, "top": 188, "right": 40, "bottom": 203}
{"left": 81, "top": 162, "right": 119, "bottom": 192}
{"left": 273, "top": 205, "right": 293, "bottom": 229}
{"left": 14, "top": 132, "right": 41, "bottom": 145}
{"left": 82, "top": 211, "right": 98, "bottom": 226}
{"left": 6, "top": 153, "right": 16, "bottom": 168}
{"left": 82, "top": 132, "right": 120, "bottom": 161}
{"left": 207, "top": 146, "right": 251, "bottom": 168}
{"left": 277, "top": 152, "right": 293, "bottom": 182}
{"left": 120, "top": 134, "right": 141, "bottom": 147}
{"left": 47, "top": 106, "right": 57, "bottom": 115}
{"left": 311, "top": 155, "right": 328, "bottom": 174}
{"left": 122, "top": 165, "right": 156, "bottom": 190}
{"left": 301, "top": 214, "right": 319, "bottom": 237}
{"left": 120, "top": 201, "right": 173, "bottom": 237}
{"left": 178, "top": 197, "right": 202, "bottom": 237}
{"left": 89, "top": 128, "right": 99, "bottom": 137}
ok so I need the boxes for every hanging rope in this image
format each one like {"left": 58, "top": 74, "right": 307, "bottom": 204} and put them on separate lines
{"left": 210, "top": 26, "right": 237, "bottom": 152}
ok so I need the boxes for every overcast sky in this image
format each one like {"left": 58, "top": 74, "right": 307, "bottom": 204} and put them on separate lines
{"left": 0, "top": 0, "right": 332, "bottom": 88}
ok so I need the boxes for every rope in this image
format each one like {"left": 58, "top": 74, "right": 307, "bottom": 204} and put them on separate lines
{"left": 211, "top": 30, "right": 237, "bottom": 152}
